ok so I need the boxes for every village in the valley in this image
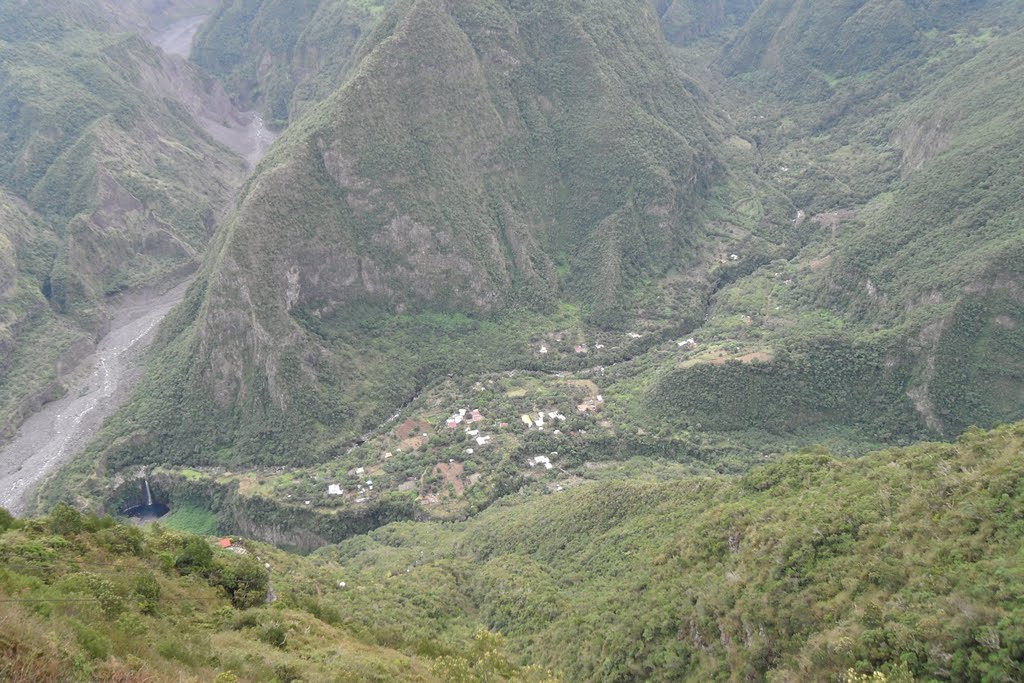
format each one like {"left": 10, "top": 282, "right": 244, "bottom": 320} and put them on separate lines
{"left": 153, "top": 244, "right": 804, "bottom": 520}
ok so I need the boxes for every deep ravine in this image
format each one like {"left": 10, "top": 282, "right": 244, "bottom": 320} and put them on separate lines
{"left": 0, "top": 279, "right": 191, "bottom": 515}
{"left": 0, "top": 16, "right": 275, "bottom": 515}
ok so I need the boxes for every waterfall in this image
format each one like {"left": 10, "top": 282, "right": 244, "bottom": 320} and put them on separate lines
{"left": 143, "top": 478, "right": 153, "bottom": 507}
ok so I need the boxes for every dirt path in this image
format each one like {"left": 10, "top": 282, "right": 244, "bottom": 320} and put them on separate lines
{"left": 0, "top": 279, "right": 192, "bottom": 515}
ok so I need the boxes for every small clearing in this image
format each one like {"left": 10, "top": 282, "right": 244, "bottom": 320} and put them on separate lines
{"left": 432, "top": 462, "right": 465, "bottom": 496}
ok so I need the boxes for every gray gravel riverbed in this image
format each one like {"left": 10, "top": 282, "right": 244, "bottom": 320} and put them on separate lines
{"left": 0, "top": 280, "right": 190, "bottom": 515}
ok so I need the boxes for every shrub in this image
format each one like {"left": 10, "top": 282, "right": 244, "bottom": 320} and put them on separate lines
{"left": 72, "top": 620, "right": 111, "bottom": 660}
{"left": 0, "top": 507, "right": 16, "bottom": 532}
{"left": 175, "top": 537, "right": 213, "bottom": 574}
{"left": 210, "top": 556, "right": 270, "bottom": 609}
{"left": 96, "top": 525, "right": 144, "bottom": 555}
{"left": 133, "top": 573, "right": 161, "bottom": 615}
{"left": 260, "top": 622, "right": 288, "bottom": 649}
{"left": 49, "top": 503, "right": 83, "bottom": 535}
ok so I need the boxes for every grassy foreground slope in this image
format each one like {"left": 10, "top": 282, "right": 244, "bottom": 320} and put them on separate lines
{"left": 302, "top": 421, "right": 1024, "bottom": 682}
{"left": 0, "top": 505, "right": 556, "bottom": 683}
{"left": 7, "top": 423, "right": 1022, "bottom": 682}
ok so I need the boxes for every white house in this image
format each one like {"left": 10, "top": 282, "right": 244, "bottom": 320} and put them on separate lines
{"left": 529, "top": 455, "right": 554, "bottom": 470}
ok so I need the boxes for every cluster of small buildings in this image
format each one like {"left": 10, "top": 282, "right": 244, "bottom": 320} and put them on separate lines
{"left": 465, "top": 428, "right": 492, "bottom": 446}
{"left": 528, "top": 455, "right": 555, "bottom": 470}
{"left": 446, "top": 408, "right": 483, "bottom": 428}
{"left": 521, "top": 411, "right": 567, "bottom": 431}
{"left": 538, "top": 340, "right": 607, "bottom": 355}
{"left": 218, "top": 538, "right": 248, "bottom": 555}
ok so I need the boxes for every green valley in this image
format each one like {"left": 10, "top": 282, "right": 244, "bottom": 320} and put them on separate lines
{"left": 1, "top": 0, "right": 1022, "bottom": 680}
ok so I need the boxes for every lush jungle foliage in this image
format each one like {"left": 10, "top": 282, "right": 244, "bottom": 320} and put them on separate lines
{"left": 81, "top": 0, "right": 763, "bottom": 472}
{"left": 5, "top": 3, "right": 1024, "bottom": 679}
{"left": 300, "top": 422, "right": 1024, "bottom": 682}
{"left": 0, "top": 503, "right": 557, "bottom": 682}
{"left": 58, "top": 0, "right": 1021, "bottom": 479}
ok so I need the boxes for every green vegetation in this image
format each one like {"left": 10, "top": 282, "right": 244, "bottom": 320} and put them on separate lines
{"left": 81, "top": 0, "right": 765, "bottom": 472}
{"left": 297, "top": 421, "right": 1024, "bottom": 681}
{"left": 0, "top": 190, "right": 85, "bottom": 440}
{"left": 160, "top": 503, "right": 219, "bottom": 536}
{"left": 8, "top": 5, "right": 1024, "bottom": 679}
{"left": 8, "top": 423, "right": 1024, "bottom": 681}
{"left": 0, "top": 1, "right": 243, "bottom": 442}
{"left": 0, "top": 502, "right": 557, "bottom": 682}
{"left": 623, "top": 7, "right": 1024, "bottom": 446}
{"left": 36, "top": 0, "right": 1024, "bottom": 534}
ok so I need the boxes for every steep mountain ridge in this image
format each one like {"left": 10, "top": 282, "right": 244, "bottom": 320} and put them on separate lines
{"left": 86, "top": 0, "right": 736, "bottom": 469}
{"left": 722, "top": 0, "right": 1021, "bottom": 90}
{"left": 3, "top": 3, "right": 1024, "bottom": 680}
{"left": 631, "top": 3, "right": 1024, "bottom": 447}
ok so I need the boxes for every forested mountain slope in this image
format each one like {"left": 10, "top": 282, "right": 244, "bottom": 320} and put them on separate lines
{"left": 625, "top": 1, "right": 1024, "bottom": 449}
{"left": 5, "top": 2, "right": 1024, "bottom": 680}
{"left": 0, "top": 2, "right": 246, "bottom": 441}
{"left": 84, "top": 0, "right": 752, "bottom": 470}
{"left": 32, "top": 0, "right": 1022, "bottom": 530}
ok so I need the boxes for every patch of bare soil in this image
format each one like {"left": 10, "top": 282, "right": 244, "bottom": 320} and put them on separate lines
{"left": 397, "top": 419, "right": 430, "bottom": 440}
{"left": 432, "top": 462, "right": 465, "bottom": 496}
